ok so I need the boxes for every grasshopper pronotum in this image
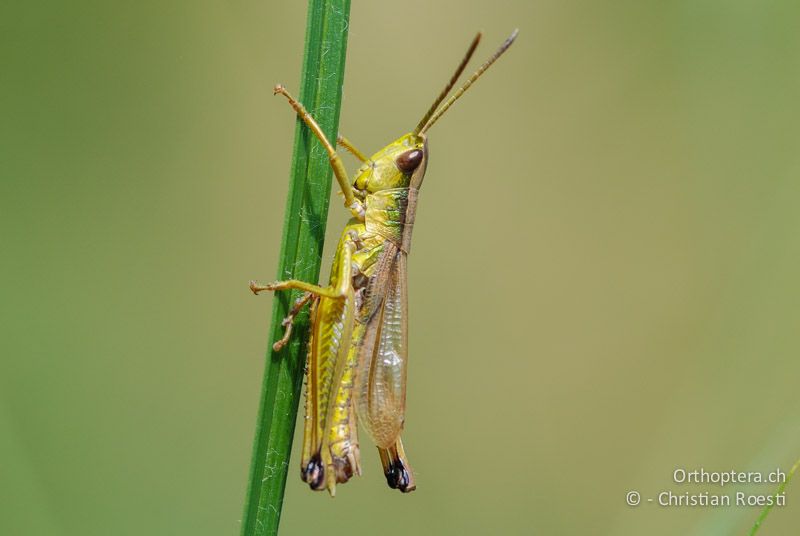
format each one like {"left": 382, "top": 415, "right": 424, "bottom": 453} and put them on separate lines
{"left": 251, "top": 30, "right": 518, "bottom": 495}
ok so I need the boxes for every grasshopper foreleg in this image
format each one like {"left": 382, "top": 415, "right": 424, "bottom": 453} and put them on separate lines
{"left": 273, "top": 84, "right": 365, "bottom": 220}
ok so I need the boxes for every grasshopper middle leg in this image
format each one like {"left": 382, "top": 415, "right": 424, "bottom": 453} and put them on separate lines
{"left": 250, "top": 238, "right": 357, "bottom": 345}
{"left": 337, "top": 134, "right": 370, "bottom": 163}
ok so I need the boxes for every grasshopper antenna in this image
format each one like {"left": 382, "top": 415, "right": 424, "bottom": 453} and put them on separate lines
{"left": 413, "top": 32, "right": 482, "bottom": 135}
{"left": 418, "top": 29, "right": 518, "bottom": 135}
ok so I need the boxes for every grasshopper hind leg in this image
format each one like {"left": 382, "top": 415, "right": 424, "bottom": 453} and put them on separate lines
{"left": 302, "top": 454, "right": 326, "bottom": 491}
{"left": 329, "top": 397, "right": 362, "bottom": 483}
{"left": 378, "top": 437, "right": 416, "bottom": 493}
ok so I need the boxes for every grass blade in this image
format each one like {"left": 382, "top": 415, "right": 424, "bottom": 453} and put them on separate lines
{"left": 749, "top": 457, "right": 800, "bottom": 535}
{"left": 241, "top": 1, "right": 351, "bottom": 534}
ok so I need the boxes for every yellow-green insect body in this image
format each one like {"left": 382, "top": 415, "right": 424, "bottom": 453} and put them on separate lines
{"left": 251, "top": 30, "right": 517, "bottom": 495}
{"left": 296, "top": 134, "right": 427, "bottom": 492}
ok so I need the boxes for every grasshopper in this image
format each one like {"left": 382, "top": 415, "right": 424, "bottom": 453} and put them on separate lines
{"left": 250, "top": 30, "right": 518, "bottom": 495}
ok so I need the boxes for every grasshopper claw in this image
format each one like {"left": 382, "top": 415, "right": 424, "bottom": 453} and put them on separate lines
{"left": 249, "top": 280, "right": 272, "bottom": 294}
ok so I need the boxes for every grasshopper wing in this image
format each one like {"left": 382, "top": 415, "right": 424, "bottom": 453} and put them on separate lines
{"left": 354, "top": 247, "right": 409, "bottom": 449}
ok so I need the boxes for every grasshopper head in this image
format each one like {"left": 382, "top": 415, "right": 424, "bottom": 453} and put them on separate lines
{"left": 353, "top": 30, "right": 516, "bottom": 197}
{"left": 354, "top": 133, "right": 428, "bottom": 193}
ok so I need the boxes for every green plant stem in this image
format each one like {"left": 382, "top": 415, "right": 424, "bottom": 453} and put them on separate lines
{"left": 241, "top": 1, "right": 350, "bottom": 535}
{"left": 749, "top": 457, "right": 800, "bottom": 535}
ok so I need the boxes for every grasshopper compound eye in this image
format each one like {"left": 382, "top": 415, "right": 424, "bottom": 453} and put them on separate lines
{"left": 396, "top": 149, "right": 423, "bottom": 173}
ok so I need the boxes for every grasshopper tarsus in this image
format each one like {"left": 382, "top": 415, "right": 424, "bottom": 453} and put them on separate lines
{"left": 272, "top": 291, "right": 314, "bottom": 351}
{"left": 251, "top": 280, "right": 290, "bottom": 294}
{"left": 271, "top": 314, "right": 296, "bottom": 352}
{"left": 249, "top": 280, "right": 278, "bottom": 294}
{"left": 272, "top": 332, "right": 291, "bottom": 352}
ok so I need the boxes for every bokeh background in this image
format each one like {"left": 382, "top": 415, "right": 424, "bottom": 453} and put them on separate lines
{"left": 3, "top": 1, "right": 800, "bottom": 534}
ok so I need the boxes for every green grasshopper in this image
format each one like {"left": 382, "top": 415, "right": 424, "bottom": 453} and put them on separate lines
{"left": 250, "top": 30, "right": 518, "bottom": 495}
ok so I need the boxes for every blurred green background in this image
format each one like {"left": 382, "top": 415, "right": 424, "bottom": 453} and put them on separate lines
{"left": 3, "top": 1, "right": 800, "bottom": 534}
